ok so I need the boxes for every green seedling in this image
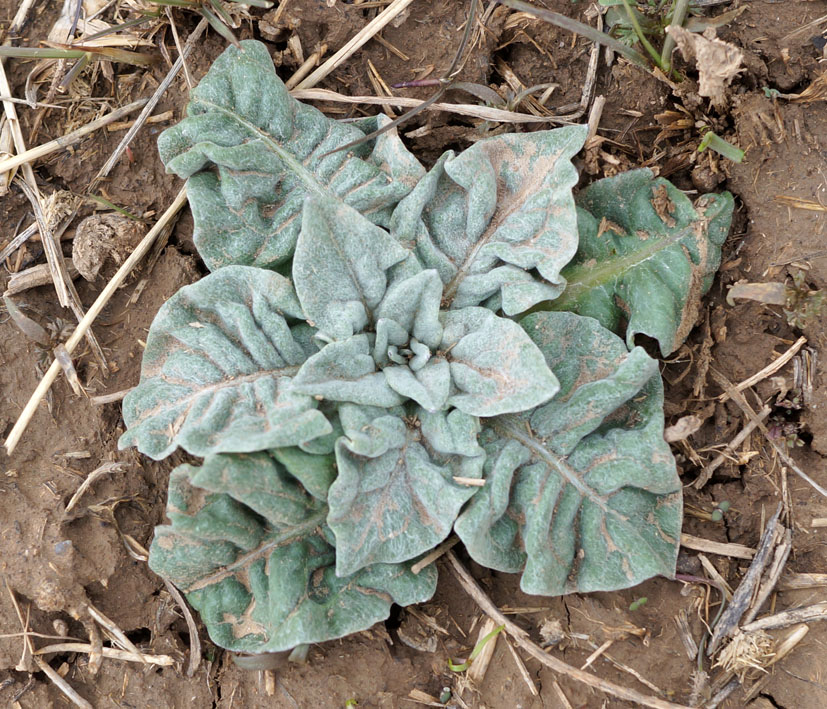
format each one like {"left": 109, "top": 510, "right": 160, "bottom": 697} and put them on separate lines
{"left": 698, "top": 131, "right": 744, "bottom": 163}
{"left": 119, "top": 41, "right": 734, "bottom": 656}
{"left": 629, "top": 597, "right": 648, "bottom": 611}
{"left": 448, "top": 625, "right": 505, "bottom": 672}
{"left": 710, "top": 500, "right": 730, "bottom": 522}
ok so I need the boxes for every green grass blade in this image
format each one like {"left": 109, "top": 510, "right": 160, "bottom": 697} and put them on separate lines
{"left": 497, "top": 0, "right": 650, "bottom": 70}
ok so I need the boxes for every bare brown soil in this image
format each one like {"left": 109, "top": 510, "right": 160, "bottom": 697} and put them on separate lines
{"left": 1, "top": 1, "right": 827, "bottom": 707}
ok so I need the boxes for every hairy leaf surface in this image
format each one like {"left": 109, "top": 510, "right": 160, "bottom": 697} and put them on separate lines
{"left": 440, "top": 307, "right": 559, "bottom": 416}
{"left": 329, "top": 405, "right": 484, "bottom": 576}
{"left": 149, "top": 454, "right": 437, "bottom": 653}
{"left": 120, "top": 267, "right": 331, "bottom": 459}
{"left": 293, "top": 195, "right": 410, "bottom": 340}
{"left": 291, "top": 197, "right": 558, "bottom": 415}
{"left": 158, "top": 40, "right": 423, "bottom": 271}
{"left": 390, "top": 126, "right": 587, "bottom": 315}
{"left": 549, "top": 169, "right": 734, "bottom": 355}
{"left": 454, "top": 311, "right": 681, "bottom": 595}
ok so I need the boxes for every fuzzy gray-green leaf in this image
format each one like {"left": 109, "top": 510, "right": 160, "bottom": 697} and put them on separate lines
{"left": 291, "top": 334, "right": 404, "bottom": 407}
{"left": 293, "top": 195, "right": 410, "bottom": 340}
{"left": 440, "top": 307, "right": 559, "bottom": 416}
{"left": 329, "top": 405, "right": 484, "bottom": 576}
{"left": 390, "top": 126, "right": 587, "bottom": 315}
{"left": 454, "top": 311, "right": 681, "bottom": 595}
{"left": 158, "top": 40, "right": 423, "bottom": 271}
{"left": 119, "top": 266, "right": 331, "bottom": 459}
{"left": 149, "top": 454, "right": 437, "bottom": 653}
{"left": 549, "top": 169, "right": 734, "bottom": 356}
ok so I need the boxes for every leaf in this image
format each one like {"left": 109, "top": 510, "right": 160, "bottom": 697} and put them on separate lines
{"left": 454, "top": 311, "right": 681, "bottom": 595}
{"left": 329, "top": 404, "right": 484, "bottom": 576}
{"left": 119, "top": 266, "right": 331, "bottom": 459}
{"left": 549, "top": 169, "right": 734, "bottom": 356}
{"left": 158, "top": 40, "right": 423, "bottom": 271}
{"left": 149, "top": 454, "right": 437, "bottom": 653}
{"left": 440, "top": 307, "right": 559, "bottom": 417}
{"left": 293, "top": 195, "right": 410, "bottom": 340}
{"left": 390, "top": 126, "right": 587, "bottom": 315}
{"left": 291, "top": 335, "right": 405, "bottom": 408}
{"left": 270, "top": 446, "right": 336, "bottom": 501}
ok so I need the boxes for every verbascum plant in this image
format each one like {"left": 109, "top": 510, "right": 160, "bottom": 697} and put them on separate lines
{"left": 119, "top": 41, "right": 734, "bottom": 654}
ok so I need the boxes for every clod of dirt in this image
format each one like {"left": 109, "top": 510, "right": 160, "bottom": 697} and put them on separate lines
{"left": 72, "top": 213, "right": 144, "bottom": 282}
{"left": 667, "top": 26, "right": 743, "bottom": 108}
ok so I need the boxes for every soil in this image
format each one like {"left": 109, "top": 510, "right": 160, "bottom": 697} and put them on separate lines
{"left": 1, "top": 1, "right": 826, "bottom": 708}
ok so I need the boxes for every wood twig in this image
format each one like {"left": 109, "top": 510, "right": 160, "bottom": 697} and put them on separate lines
{"left": 680, "top": 533, "right": 755, "bottom": 560}
{"left": 741, "top": 527, "right": 792, "bottom": 627}
{"left": 14, "top": 178, "right": 108, "bottom": 371}
{"left": 161, "top": 577, "right": 201, "bottom": 676}
{"left": 88, "top": 387, "right": 133, "bottom": 405}
{"left": 445, "top": 551, "right": 691, "bottom": 709}
{"left": 711, "top": 368, "right": 827, "bottom": 498}
{"left": 742, "top": 602, "right": 827, "bottom": 632}
{"left": 584, "top": 639, "right": 666, "bottom": 696}
{"left": 4, "top": 188, "right": 188, "bottom": 455}
{"left": 707, "top": 504, "right": 783, "bottom": 655}
{"left": 0, "top": 99, "right": 148, "bottom": 176}
{"left": 692, "top": 406, "right": 771, "bottom": 489}
{"left": 295, "top": 0, "right": 415, "bottom": 90}
{"left": 503, "top": 636, "right": 538, "bottom": 696}
{"left": 34, "top": 642, "right": 174, "bottom": 666}
{"left": 290, "top": 88, "right": 573, "bottom": 124}
{"left": 33, "top": 656, "right": 92, "bottom": 708}
{"left": 742, "top": 624, "right": 809, "bottom": 702}
{"left": 88, "top": 604, "right": 147, "bottom": 664}
{"left": 411, "top": 535, "right": 459, "bottom": 574}
{"left": 718, "top": 336, "right": 807, "bottom": 403}
{"left": 65, "top": 462, "right": 126, "bottom": 513}
{"left": 4, "top": 259, "right": 78, "bottom": 296}
{"left": 779, "top": 572, "right": 827, "bottom": 591}
{"left": 551, "top": 680, "right": 574, "bottom": 709}
{"left": 88, "top": 18, "right": 207, "bottom": 195}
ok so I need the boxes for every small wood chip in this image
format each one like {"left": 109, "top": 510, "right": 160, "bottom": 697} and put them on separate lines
{"left": 742, "top": 602, "right": 827, "bottom": 632}
{"left": 681, "top": 533, "right": 756, "bottom": 560}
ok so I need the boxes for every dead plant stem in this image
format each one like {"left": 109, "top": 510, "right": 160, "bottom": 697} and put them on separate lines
{"left": 445, "top": 551, "right": 691, "bottom": 709}
{"left": 4, "top": 188, "right": 188, "bottom": 455}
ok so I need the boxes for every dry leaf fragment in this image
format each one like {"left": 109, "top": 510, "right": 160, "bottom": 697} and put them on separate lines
{"left": 790, "top": 71, "right": 827, "bottom": 103}
{"left": 664, "top": 414, "right": 704, "bottom": 443}
{"left": 666, "top": 26, "right": 743, "bottom": 107}
{"left": 726, "top": 281, "right": 786, "bottom": 307}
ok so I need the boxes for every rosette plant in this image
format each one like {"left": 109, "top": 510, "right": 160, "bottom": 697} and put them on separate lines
{"left": 119, "top": 41, "right": 734, "bottom": 654}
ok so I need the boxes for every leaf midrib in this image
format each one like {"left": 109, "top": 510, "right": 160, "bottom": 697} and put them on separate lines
{"left": 185, "top": 508, "right": 328, "bottom": 592}
{"left": 441, "top": 130, "right": 581, "bottom": 307}
{"left": 199, "top": 99, "right": 328, "bottom": 199}
{"left": 492, "top": 416, "right": 612, "bottom": 516}
{"left": 140, "top": 365, "right": 302, "bottom": 421}
{"left": 550, "top": 222, "right": 696, "bottom": 312}
{"left": 492, "top": 416, "right": 677, "bottom": 574}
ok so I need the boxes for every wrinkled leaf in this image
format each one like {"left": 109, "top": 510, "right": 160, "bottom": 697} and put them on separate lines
{"left": 292, "top": 335, "right": 405, "bottom": 408}
{"left": 549, "top": 169, "right": 734, "bottom": 356}
{"left": 455, "top": 311, "right": 681, "bottom": 595}
{"left": 270, "top": 446, "right": 336, "bottom": 501}
{"left": 158, "top": 40, "right": 423, "bottom": 271}
{"left": 120, "top": 266, "right": 331, "bottom": 459}
{"left": 441, "top": 307, "right": 559, "bottom": 416}
{"left": 390, "top": 126, "right": 587, "bottom": 315}
{"left": 329, "top": 405, "right": 484, "bottom": 576}
{"left": 150, "top": 453, "right": 437, "bottom": 653}
{"left": 293, "top": 195, "right": 410, "bottom": 340}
